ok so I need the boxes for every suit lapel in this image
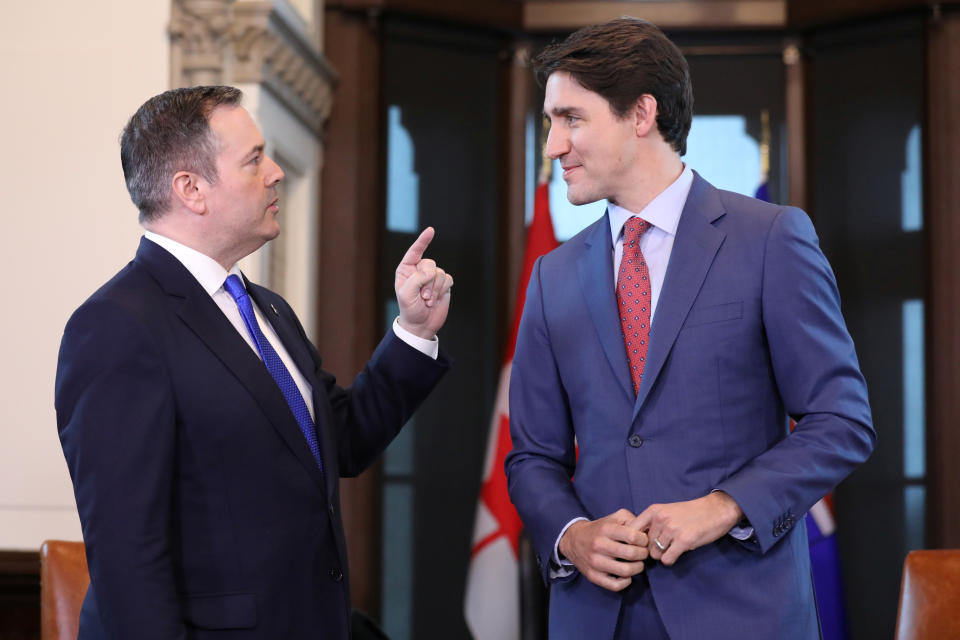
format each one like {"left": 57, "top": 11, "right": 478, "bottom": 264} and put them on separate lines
{"left": 577, "top": 213, "right": 635, "bottom": 404}
{"left": 633, "top": 174, "right": 726, "bottom": 420}
{"left": 134, "top": 238, "right": 326, "bottom": 491}
{"left": 246, "top": 282, "right": 338, "bottom": 500}
{"left": 246, "top": 282, "right": 319, "bottom": 389}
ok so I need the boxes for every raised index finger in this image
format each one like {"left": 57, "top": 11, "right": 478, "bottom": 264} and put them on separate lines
{"left": 400, "top": 227, "right": 435, "bottom": 266}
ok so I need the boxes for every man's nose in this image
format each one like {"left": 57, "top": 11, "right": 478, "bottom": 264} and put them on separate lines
{"left": 544, "top": 124, "right": 568, "bottom": 160}
{"left": 265, "top": 155, "right": 284, "bottom": 185}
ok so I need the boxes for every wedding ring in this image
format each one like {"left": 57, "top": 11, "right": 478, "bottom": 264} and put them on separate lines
{"left": 654, "top": 538, "right": 667, "bottom": 551}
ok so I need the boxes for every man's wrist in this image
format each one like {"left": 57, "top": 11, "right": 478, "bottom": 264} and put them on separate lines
{"left": 396, "top": 316, "right": 436, "bottom": 341}
{"left": 392, "top": 318, "right": 438, "bottom": 359}
{"left": 708, "top": 490, "right": 744, "bottom": 530}
{"left": 557, "top": 519, "right": 588, "bottom": 562}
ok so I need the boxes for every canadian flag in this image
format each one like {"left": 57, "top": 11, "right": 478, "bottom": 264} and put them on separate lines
{"left": 464, "top": 181, "right": 558, "bottom": 640}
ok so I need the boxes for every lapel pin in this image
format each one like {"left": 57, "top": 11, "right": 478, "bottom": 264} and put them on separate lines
{"left": 271, "top": 304, "right": 279, "bottom": 316}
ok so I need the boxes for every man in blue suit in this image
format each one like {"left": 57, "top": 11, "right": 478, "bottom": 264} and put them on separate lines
{"left": 505, "top": 18, "right": 874, "bottom": 639}
{"left": 55, "top": 86, "right": 453, "bottom": 639}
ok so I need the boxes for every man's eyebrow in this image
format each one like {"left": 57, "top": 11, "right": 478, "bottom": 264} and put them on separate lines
{"left": 246, "top": 143, "right": 265, "bottom": 158}
{"left": 545, "top": 106, "right": 576, "bottom": 118}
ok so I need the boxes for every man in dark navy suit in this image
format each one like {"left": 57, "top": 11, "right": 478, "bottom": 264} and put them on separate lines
{"left": 55, "top": 86, "right": 453, "bottom": 639}
{"left": 506, "top": 18, "right": 874, "bottom": 639}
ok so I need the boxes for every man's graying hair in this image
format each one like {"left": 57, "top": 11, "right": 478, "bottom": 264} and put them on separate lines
{"left": 120, "top": 86, "right": 243, "bottom": 223}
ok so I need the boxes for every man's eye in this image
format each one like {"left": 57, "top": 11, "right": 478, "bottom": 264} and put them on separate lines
{"left": 566, "top": 116, "right": 579, "bottom": 125}
{"left": 251, "top": 155, "right": 261, "bottom": 165}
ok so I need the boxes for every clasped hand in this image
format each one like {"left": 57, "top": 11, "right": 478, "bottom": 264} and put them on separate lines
{"left": 394, "top": 227, "right": 454, "bottom": 340}
{"left": 559, "top": 492, "right": 742, "bottom": 592}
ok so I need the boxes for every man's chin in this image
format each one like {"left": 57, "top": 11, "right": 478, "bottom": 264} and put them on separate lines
{"left": 566, "top": 189, "right": 603, "bottom": 206}
{"left": 263, "top": 223, "right": 281, "bottom": 242}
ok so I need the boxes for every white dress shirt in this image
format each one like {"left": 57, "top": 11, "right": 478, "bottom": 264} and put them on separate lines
{"left": 607, "top": 164, "right": 693, "bottom": 317}
{"left": 144, "top": 231, "right": 438, "bottom": 424}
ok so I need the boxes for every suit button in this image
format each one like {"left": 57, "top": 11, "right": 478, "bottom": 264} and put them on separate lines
{"left": 328, "top": 504, "right": 335, "bottom": 518}
{"left": 330, "top": 567, "right": 343, "bottom": 582}
{"left": 628, "top": 434, "right": 643, "bottom": 448}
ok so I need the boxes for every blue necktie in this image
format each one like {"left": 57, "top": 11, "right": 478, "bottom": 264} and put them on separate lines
{"left": 223, "top": 274, "right": 323, "bottom": 470}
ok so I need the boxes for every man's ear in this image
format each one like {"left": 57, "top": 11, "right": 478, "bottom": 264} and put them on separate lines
{"left": 634, "top": 94, "right": 658, "bottom": 138}
{"left": 171, "top": 171, "right": 206, "bottom": 215}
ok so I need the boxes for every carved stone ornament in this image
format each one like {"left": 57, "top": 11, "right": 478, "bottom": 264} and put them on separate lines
{"left": 170, "top": 0, "right": 337, "bottom": 136}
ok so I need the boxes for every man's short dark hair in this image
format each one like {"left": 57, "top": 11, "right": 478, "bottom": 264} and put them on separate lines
{"left": 534, "top": 17, "right": 693, "bottom": 155}
{"left": 120, "top": 86, "right": 243, "bottom": 222}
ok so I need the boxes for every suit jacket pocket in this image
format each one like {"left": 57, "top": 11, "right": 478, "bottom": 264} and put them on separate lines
{"left": 182, "top": 592, "right": 257, "bottom": 630}
{"left": 683, "top": 301, "right": 743, "bottom": 329}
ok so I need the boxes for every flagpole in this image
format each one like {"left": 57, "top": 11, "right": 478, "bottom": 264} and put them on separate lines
{"left": 539, "top": 116, "right": 552, "bottom": 185}
{"left": 760, "top": 108, "right": 770, "bottom": 181}
{"left": 754, "top": 109, "right": 772, "bottom": 203}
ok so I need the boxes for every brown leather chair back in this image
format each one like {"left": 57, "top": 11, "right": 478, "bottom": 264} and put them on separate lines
{"left": 40, "top": 540, "right": 89, "bottom": 640}
{"left": 895, "top": 549, "right": 960, "bottom": 640}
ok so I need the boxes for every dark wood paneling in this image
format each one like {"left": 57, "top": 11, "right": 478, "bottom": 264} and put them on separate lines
{"left": 925, "top": 7, "right": 960, "bottom": 549}
{"left": 523, "top": 0, "right": 786, "bottom": 31}
{"left": 327, "top": 0, "right": 521, "bottom": 29}
{"left": 378, "top": 21, "right": 503, "bottom": 637}
{"left": 784, "top": 38, "right": 808, "bottom": 210}
{"left": 788, "top": 0, "right": 960, "bottom": 28}
{"left": 321, "top": 6, "right": 385, "bottom": 619}
{"left": 498, "top": 44, "right": 533, "bottom": 361}
{"left": 326, "top": 0, "right": 960, "bottom": 31}
{"left": 0, "top": 551, "right": 40, "bottom": 640}
{"left": 807, "top": 17, "right": 926, "bottom": 638}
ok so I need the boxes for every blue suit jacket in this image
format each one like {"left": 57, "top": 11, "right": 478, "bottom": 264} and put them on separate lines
{"left": 55, "top": 238, "right": 450, "bottom": 639}
{"left": 505, "top": 174, "right": 874, "bottom": 640}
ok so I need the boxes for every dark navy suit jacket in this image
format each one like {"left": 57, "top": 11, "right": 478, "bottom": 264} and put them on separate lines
{"left": 505, "top": 173, "right": 874, "bottom": 639}
{"left": 55, "top": 237, "right": 450, "bottom": 639}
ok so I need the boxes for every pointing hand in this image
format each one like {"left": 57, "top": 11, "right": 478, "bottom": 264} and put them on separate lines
{"left": 394, "top": 227, "right": 454, "bottom": 340}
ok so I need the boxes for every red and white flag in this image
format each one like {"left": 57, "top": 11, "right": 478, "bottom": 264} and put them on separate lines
{"left": 464, "top": 181, "right": 558, "bottom": 640}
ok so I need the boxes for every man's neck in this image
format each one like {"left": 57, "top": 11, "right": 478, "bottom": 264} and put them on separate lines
{"left": 610, "top": 150, "right": 684, "bottom": 214}
{"left": 143, "top": 217, "right": 235, "bottom": 271}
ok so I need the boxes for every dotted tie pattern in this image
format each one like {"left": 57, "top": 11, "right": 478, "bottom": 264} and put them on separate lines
{"left": 223, "top": 274, "right": 323, "bottom": 471}
{"left": 617, "top": 217, "right": 652, "bottom": 395}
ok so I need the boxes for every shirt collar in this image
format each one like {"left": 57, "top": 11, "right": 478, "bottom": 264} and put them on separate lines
{"left": 143, "top": 230, "right": 244, "bottom": 295}
{"left": 608, "top": 164, "right": 694, "bottom": 243}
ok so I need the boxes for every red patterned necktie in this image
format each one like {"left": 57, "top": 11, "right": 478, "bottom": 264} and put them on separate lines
{"left": 617, "top": 217, "right": 652, "bottom": 395}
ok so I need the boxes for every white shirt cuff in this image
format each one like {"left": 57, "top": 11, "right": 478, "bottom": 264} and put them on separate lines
{"left": 729, "top": 524, "right": 755, "bottom": 540}
{"left": 392, "top": 317, "right": 439, "bottom": 360}
{"left": 549, "top": 517, "right": 588, "bottom": 579}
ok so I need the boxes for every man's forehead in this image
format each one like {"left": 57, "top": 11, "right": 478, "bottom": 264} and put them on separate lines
{"left": 543, "top": 72, "right": 604, "bottom": 113}
{"left": 209, "top": 103, "right": 247, "bottom": 124}
{"left": 209, "top": 105, "right": 264, "bottom": 151}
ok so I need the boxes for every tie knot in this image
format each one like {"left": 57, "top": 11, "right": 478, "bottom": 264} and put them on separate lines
{"left": 223, "top": 274, "right": 247, "bottom": 302}
{"left": 622, "top": 217, "right": 650, "bottom": 246}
